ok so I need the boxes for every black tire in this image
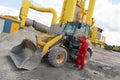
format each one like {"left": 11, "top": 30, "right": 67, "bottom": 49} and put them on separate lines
{"left": 48, "top": 47, "right": 67, "bottom": 67}
{"left": 87, "top": 48, "right": 93, "bottom": 57}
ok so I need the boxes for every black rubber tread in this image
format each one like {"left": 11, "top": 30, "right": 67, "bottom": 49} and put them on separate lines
{"left": 87, "top": 48, "right": 93, "bottom": 57}
{"left": 48, "top": 47, "right": 67, "bottom": 67}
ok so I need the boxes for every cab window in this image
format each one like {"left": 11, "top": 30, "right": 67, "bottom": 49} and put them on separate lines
{"left": 74, "top": 24, "right": 90, "bottom": 37}
{"left": 63, "top": 23, "right": 76, "bottom": 35}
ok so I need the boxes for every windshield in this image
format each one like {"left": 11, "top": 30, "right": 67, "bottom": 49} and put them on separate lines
{"left": 74, "top": 24, "right": 90, "bottom": 37}
{"left": 63, "top": 23, "right": 76, "bottom": 35}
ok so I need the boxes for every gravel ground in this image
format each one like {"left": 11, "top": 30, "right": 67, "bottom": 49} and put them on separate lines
{"left": 0, "top": 47, "right": 120, "bottom": 80}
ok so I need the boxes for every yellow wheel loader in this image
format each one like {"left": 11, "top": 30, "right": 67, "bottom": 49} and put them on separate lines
{"left": 9, "top": 19, "right": 93, "bottom": 70}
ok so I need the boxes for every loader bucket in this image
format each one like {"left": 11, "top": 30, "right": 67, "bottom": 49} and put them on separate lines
{"left": 9, "top": 39, "right": 42, "bottom": 70}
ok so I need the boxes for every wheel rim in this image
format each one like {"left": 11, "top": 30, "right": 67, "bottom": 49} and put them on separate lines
{"left": 56, "top": 53, "right": 65, "bottom": 63}
{"left": 84, "top": 53, "right": 89, "bottom": 64}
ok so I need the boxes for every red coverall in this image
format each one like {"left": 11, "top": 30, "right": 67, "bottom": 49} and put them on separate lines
{"left": 75, "top": 36, "right": 88, "bottom": 70}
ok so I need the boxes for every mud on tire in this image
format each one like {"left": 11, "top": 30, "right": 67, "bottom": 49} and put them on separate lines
{"left": 48, "top": 47, "right": 67, "bottom": 67}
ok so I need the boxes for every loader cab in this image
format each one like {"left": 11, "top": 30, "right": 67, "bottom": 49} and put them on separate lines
{"left": 63, "top": 21, "right": 90, "bottom": 49}
{"left": 63, "top": 22, "right": 90, "bottom": 37}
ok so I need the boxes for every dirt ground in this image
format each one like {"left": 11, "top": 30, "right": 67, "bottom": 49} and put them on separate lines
{"left": 0, "top": 46, "right": 120, "bottom": 80}
{"left": 0, "top": 28, "right": 120, "bottom": 80}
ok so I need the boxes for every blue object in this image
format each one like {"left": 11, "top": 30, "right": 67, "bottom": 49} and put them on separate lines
{"left": 3, "top": 19, "right": 12, "bottom": 33}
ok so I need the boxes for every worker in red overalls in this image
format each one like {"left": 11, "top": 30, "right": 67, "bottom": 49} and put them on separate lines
{"left": 75, "top": 35, "right": 88, "bottom": 70}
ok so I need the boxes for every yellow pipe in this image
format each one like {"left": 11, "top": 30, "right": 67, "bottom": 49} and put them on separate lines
{"left": 59, "top": 0, "right": 77, "bottom": 24}
{"left": 30, "top": 5, "right": 57, "bottom": 24}
{"left": 19, "top": 0, "right": 57, "bottom": 28}
{"left": 86, "top": 0, "right": 96, "bottom": 26}
{"left": 19, "top": 0, "right": 30, "bottom": 28}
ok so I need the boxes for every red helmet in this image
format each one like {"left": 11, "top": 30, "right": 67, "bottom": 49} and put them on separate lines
{"left": 81, "top": 35, "right": 87, "bottom": 40}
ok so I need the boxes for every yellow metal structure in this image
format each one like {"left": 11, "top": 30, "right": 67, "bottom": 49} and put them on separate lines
{"left": 59, "top": 0, "right": 96, "bottom": 26}
{"left": 89, "top": 26, "right": 106, "bottom": 47}
{"left": 20, "top": 0, "right": 57, "bottom": 28}
{"left": 59, "top": 0, "right": 87, "bottom": 24}
{"left": 59, "top": 0, "right": 106, "bottom": 47}
{"left": 77, "top": 0, "right": 86, "bottom": 8}
{"left": 89, "top": 27, "right": 98, "bottom": 43}
{"left": 59, "top": 0, "right": 77, "bottom": 23}
{"left": 77, "top": 0, "right": 87, "bottom": 22}
{"left": 58, "top": 0, "right": 105, "bottom": 48}
{"left": 77, "top": 8, "right": 87, "bottom": 22}
{"left": 86, "top": 0, "right": 96, "bottom": 26}
{"left": 10, "top": 22, "right": 20, "bottom": 33}
{"left": 0, "top": 15, "right": 19, "bottom": 22}
{"left": 36, "top": 34, "right": 62, "bottom": 57}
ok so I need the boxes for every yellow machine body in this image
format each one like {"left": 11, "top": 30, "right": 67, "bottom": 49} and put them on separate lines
{"left": 8, "top": 0, "right": 106, "bottom": 70}
{"left": 36, "top": 34, "right": 63, "bottom": 57}
{"left": 59, "top": 0, "right": 77, "bottom": 23}
{"left": 89, "top": 27, "right": 106, "bottom": 47}
{"left": 86, "top": 0, "right": 96, "bottom": 26}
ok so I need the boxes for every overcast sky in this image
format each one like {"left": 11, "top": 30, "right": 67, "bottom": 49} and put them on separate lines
{"left": 0, "top": 0, "right": 120, "bottom": 46}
